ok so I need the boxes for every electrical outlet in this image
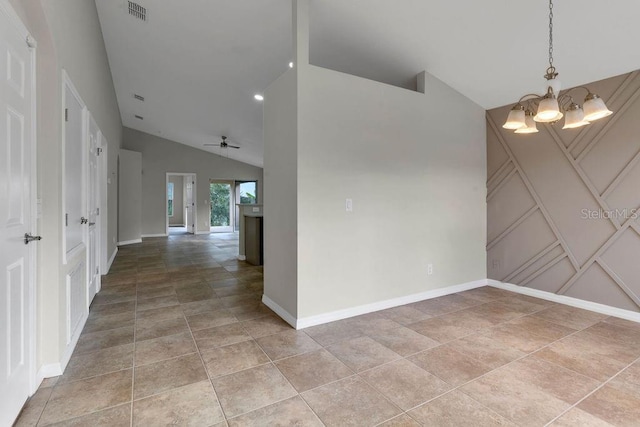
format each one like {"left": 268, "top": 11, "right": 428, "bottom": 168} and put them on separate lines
{"left": 427, "top": 264, "right": 433, "bottom": 275}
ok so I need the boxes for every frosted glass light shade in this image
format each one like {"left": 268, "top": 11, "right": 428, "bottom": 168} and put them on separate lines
{"left": 534, "top": 96, "right": 563, "bottom": 122}
{"left": 503, "top": 106, "right": 526, "bottom": 129}
{"left": 563, "top": 105, "right": 589, "bottom": 129}
{"left": 583, "top": 94, "right": 613, "bottom": 121}
{"left": 515, "top": 112, "right": 539, "bottom": 133}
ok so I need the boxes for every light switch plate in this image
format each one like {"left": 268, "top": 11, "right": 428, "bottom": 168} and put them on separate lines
{"left": 346, "top": 198, "right": 353, "bottom": 212}
{"left": 252, "top": 207, "right": 260, "bottom": 212}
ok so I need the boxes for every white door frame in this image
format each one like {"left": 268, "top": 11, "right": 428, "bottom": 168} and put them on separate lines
{"left": 85, "top": 113, "right": 101, "bottom": 304}
{"left": 0, "top": 0, "right": 38, "bottom": 398}
{"left": 166, "top": 172, "right": 197, "bottom": 235}
{"left": 98, "top": 134, "right": 109, "bottom": 278}
{"left": 61, "top": 70, "right": 87, "bottom": 264}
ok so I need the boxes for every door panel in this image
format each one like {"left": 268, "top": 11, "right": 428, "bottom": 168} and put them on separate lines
{"left": 0, "top": 7, "right": 34, "bottom": 424}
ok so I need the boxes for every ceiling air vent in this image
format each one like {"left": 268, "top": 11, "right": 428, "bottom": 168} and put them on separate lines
{"left": 128, "top": 1, "right": 146, "bottom": 21}
{"left": 133, "top": 94, "right": 145, "bottom": 102}
{"left": 134, "top": 115, "right": 144, "bottom": 120}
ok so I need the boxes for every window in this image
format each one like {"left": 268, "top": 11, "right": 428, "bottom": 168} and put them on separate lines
{"left": 167, "top": 182, "right": 174, "bottom": 217}
{"left": 238, "top": 181, "right": 257, "bottom": 204}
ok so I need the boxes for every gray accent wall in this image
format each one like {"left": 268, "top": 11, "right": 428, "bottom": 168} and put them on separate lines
{"left": 122, "top": 127, "right": 263, "bottom": 235}
{"left": 487, "top": 70, "right": 640, "bottom": 312}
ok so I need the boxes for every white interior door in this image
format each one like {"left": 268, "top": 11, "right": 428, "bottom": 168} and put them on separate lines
{"left": 87, "top": 116, "right": 100, "bottom": 304}
{"left": 0, "top": 4, "right": 36, "bottom": 424}
{"left": 185, "top": 175, "right": 195, "bottom": 234}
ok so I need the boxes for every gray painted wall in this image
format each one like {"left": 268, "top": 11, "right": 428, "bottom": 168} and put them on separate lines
{"left": 264, "top": 63, "right": 487, "bottom": 321}
{"left": 168, "top": 175, "right": 184, "bottom": 226}
{"left": 487, "top": 70, "right": 640, "bottom": 313}
{"left": 264, "top": 68, "right": 298, "bottom": 317}
{"left": 118, "top": 150, "right": 142, "bottom": 243}
{"left": 122, "top": 127, "right": 264, "bottom": 235}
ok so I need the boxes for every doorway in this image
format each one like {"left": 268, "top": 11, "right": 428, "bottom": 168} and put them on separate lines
{"left": 0, "top": 2, "right": 37, "bottom": 423}
{"left": 210, "top": 180, "right": 234, "bottom": 233}
{"left": 166, "top": 173, "right": 196, "bottom": 235}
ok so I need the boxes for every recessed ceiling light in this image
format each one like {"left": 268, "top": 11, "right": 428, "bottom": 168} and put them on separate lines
{"left": 289, "top": 62, "right": 294, "bottom": 68}
{"left": 254, "top": 94, "right": 264, "bottom": 101}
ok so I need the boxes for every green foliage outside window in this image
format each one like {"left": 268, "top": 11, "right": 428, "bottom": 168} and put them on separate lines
{"left": 210, "top": 183, "right": 230, "bottom": 226}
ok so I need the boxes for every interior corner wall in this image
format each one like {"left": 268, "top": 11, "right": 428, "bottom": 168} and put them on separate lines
{"left": 118, "top": 149, "right": 142, "bottom": 243}
{"left": 296, "top": 66, "right": 487, "bottom": 318}
{"left": 121, "top": 127, "right": 264, "bottom": 236}
{"left": 486, "top": 70, "right": 640, "bottom": 313}
{"left": 263, "top": 69, "right": 298, "bottom": 318}
{"left": 168, "top": 175, "right": 184, "bottom": 226}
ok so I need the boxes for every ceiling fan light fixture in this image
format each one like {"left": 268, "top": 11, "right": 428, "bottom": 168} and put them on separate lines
{"left": 583, "top": 93, "right": 613, "bottom": 121}
{"left": 254, "top": 94, "right": 264, "bottom": 101}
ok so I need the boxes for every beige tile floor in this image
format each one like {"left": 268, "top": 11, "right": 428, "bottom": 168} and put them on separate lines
{"left": 14, "top": 233, "right": 640, "bottom": 426}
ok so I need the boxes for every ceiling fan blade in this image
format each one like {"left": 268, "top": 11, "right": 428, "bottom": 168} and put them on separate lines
{"left": 228, "top": 145, "right": 240, "bottom": 149}
{"left": 203, "top": 144, "right": 217, "bottom": 146}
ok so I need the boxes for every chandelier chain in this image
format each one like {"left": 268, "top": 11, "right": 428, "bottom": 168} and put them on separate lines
{"left": 548, "top": 0, "right": 554, "bottom": 68}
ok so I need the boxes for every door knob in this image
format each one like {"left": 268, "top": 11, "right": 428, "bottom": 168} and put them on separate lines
{"left": 89, "top": 222, "right": 96, "bottom": 226}
{"left": 24, "top": 233, "right": 42, "bottom": 244}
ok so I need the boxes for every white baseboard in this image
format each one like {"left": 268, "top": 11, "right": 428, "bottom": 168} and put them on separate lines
{"left": 262, "top": 295, "right": 298, "bottom": 329}
{"left": 237, "top": 255, "right": 246, "bottom": 261}
{"left": 60, "top": 310, "right": 89, "bottom": 374}
{"left": 296, "top": 279, "right": 487, "bottom": 329}
{"left": 263, "top": 279, "right": 487, "bottom": 330}
{"left": 106, "top": 247, "right": 118, "bottom": 273}
{"left": 141, "top": 233, "right": 167, "bottom": 238}
{"left": 36, "top": 363, "right": 62, "bottom": 383}
{"left": 117, "top": 239, "right": 142, "bottom": 246}
{"left": 488, "top": 280, "right": 640, "bottom": 323}
{"left": 195, "top": 230, "right": 211, "bottom": 235}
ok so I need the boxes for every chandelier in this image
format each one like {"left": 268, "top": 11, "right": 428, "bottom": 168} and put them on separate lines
{"left": 503, "top": 0, "right": 613, "bottom": 134}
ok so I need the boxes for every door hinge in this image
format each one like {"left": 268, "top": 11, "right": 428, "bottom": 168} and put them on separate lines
{"left": 97, "top": 147, "right": 102, "bottom": 156}
{"left": 65, "top": 108, "right": 69, "bottom": 122}
{"left": 96, "top": 266, "right": 99, "bottom": 274}
{"left": 65, "top": 213, "right": 68, "bottom": 226}
{"left": 192, "top": 181, "right": 195, "bottom": 185}
{"left": 97, "top": 208, "right": 100, "bottom": 215}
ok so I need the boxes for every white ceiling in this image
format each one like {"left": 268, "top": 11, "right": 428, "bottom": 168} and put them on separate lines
{"left": 96, "top": 0, "right": 640, "bottom": 167}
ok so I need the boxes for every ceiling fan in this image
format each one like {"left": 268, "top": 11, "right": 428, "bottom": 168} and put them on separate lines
{"left": 204, "top": 136, "right": 240, "bottom": 149}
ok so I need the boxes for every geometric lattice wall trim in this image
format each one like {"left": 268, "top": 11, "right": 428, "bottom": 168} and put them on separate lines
{"left": 487, "top": 70, "right": 640, "bottom": 312}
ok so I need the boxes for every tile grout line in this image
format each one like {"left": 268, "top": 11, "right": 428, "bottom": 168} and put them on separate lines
{"left": 543, "top": 353, "right": 640, "bottom": 426}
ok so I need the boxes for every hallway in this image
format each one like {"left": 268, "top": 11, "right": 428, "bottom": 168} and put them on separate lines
{"left": 15, "top": 234, "right": 640, "bottom": 426}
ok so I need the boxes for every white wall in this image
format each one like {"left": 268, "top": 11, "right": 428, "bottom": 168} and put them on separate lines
{"left": 118, "top": 150, "right": 142, "bottom": 243}
{"left": 264, "top": 69, "right": 298, "bottom": 317}
{"left": 295, "top": 66, "right": 487, "bottom": 318}
{"left": 122, "top": 127, "right": 264, "bottom": 235}
{"left": 168, "top": 175, "right": 184, "bottom": 226}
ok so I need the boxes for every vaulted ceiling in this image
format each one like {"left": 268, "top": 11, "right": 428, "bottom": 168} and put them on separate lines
{"left": 96, "top": 0, "right": 640, "bottom": 167}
